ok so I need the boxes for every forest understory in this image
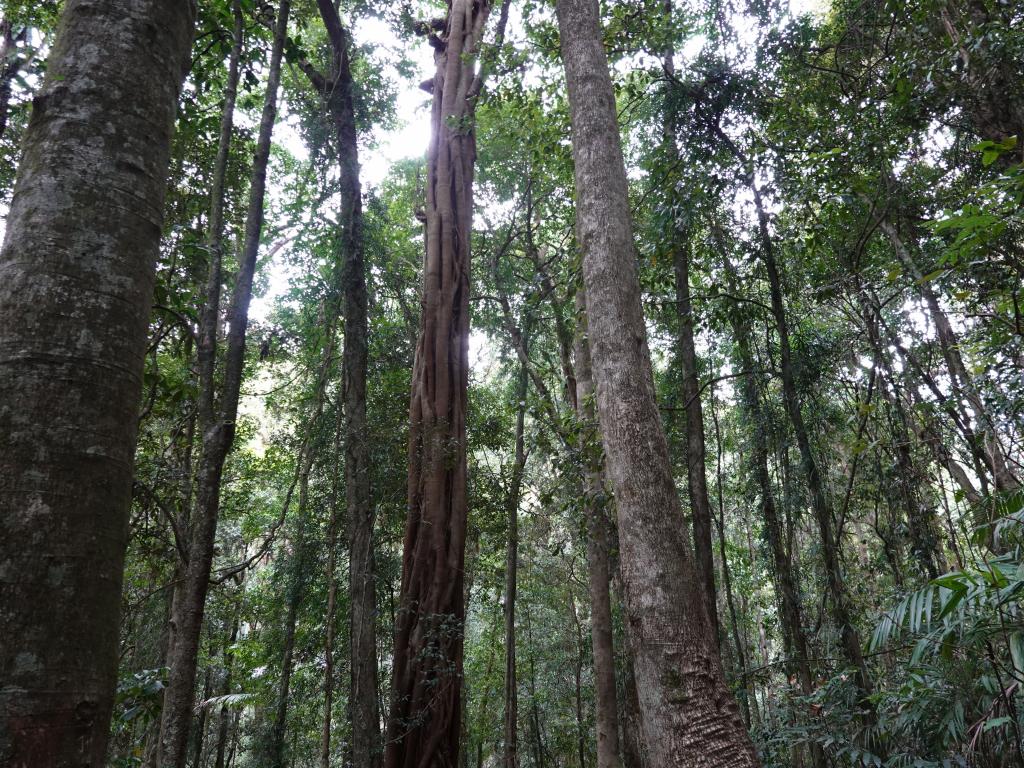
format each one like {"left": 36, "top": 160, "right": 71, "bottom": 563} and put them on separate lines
{"left": 0, "top": 0, "right": 1023, "bottom": 767}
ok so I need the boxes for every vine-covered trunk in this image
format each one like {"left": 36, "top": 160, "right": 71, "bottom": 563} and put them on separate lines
{"left": 383, "top": 0, "right": 492, "bottom": 763}
{"left": 556, "top": 0, "right": 760, "bottom": 762}
{"left": 755, "top": 200, "right": 872, "bottom": 696}
{"left": 158, "top": 4, "right": 289, "bottom": 766}
{"left": 0, "top": 2, "right": 193, "bottom": 764}
{"left": 673, "top": 238, "right": 720, "bottom": 641}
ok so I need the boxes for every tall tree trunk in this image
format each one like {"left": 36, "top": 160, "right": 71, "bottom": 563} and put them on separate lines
{"left": 555, "top": 0, "right": 759, "bottom": 762}
{"left": 321, "top": 385, "right": 344, "bottom": 768}
{"left": 0, "top": 2, "right": 193, "bottom": 765}
{"left": 575, "top": 293, "right": 623, "bottom": 768}
{"left": 673, "top": 236, "right": 721, "bottom": 642}
{"left": 721, "top": 253, "right": 815, "bottom": 701}
{"left": 503, "top": 364, "right": 528, "bottom": 768}
{"left": 159, "top": 4, "right": 289, "bottom": 765}
{"left": 742, "top": 177, "right": 872, "bottom": 696}
{"left": 709, "top": 394, "right": 753, "bottom": 729}
{"left": 660, "top": 7, "right": 718, "bottom": 639}
{"left": 299, "top": 5, "right": 378, "bottom": 763}
{"left": 383, "top": 1, "right": 497, "bottom": 763}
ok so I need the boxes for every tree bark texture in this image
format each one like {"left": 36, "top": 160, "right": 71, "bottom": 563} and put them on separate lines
{"left": 383, "top": 0, "right": 493, "bottom": 764}
{"left": 0, "top": 2, "right": 193, "bottom": 765}
{"left": 158, "top": 4, "right": 289, "bottom": 766}
{"left": 574, "top": 295, "right": 622, "bottom": 768}
{"left": 555, "top": 0, "right": 760, "bottom": 762}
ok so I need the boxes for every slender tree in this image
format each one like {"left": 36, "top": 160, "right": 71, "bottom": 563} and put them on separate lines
{"left": 556, "top": 0, "right": 760, "bottom": 761}
{"left": 575, "top": 295, "right": 623, "bottom": 768}
{"left": 0, "top": 1, "right": 194, "bottom": 764}
{"left": 503, "top": 364, "right": 528, "bottom": 768}
{"left": 158, "top": 4, "right": 290, "bottom": 765}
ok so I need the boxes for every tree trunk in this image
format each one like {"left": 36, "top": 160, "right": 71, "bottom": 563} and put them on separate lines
{"left": 708, "top": 394, "right": 753, "bottom": 729}
{"left": 575, "top": 293, "right": 623, "bottom": 768}
{"left": 672, "top": 229, "right": 719, "bottom": 646}
{"left": 299, "top": 5, "right": 379, "bottom": 764}
{"left": 555, "top": 0, "right": 759, "bottom": 762}
{"left": 383, "top": 1, "right": 495, "bottom": 764}
{"left": 503, "top": 364, "right": 528, "bottom": 768}
{"left": 0, "top": 2, "right": 193, "bottom": 765}
{"left": 721, "top": 253, "right": 815, "bottom": 699}
{"left": 876, "top": 211, "right": 1019, "bottom": 493}
{"left": 214, "top": 620, "right": 239, "bottom": 768}
{"left": 321, "top": 386, "right": 344, "bottom": 768}
{"left": 0, "top": 19, "right": 28, "bottom": 144}
{"left": 749, "top": 183, "right": 872, "bottom": 697}
{"left": 159, "top": 4, "right": 289, "bottom": 766}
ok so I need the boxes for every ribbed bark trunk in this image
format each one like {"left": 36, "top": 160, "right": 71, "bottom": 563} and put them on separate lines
{"left": 158, "top": 4, "right": 289, "bottom": 766}
{"left": 0, "top": 2, "right": 193, "bottom": 765}
{"left": 575, "top": 293, "right": 623, "bottom": 768}
{"left": 556, "top": 0, "right": 759, "bottom": 762}
{"left": 383, "top": 1, "right": 494, "bottom": 763}
{"left": 503, "top": 364, "right": 528, "bottom": 768}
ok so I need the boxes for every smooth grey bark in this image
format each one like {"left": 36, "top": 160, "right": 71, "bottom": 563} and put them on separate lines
{"left": 555, "top": 0, "right": 759, "bottom": 762}
{"left": 158, "top": 4, "right": 290, "bottom": 766}
{"left": 0, "top": 2, "right": 193, "bottom": 765}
